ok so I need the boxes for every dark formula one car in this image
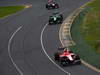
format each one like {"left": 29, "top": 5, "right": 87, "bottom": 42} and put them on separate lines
{"left": 54, "top": 48, "right": 81, "bottom": 66}
{"left": 46, "top": 1, "right": 59, "bottom": 10}
{"left": 49, "top": 12, "right": 63, "bottom": 25}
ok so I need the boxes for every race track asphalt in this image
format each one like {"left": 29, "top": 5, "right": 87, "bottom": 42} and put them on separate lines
{"left": 0, "top": 0, "right": 100, "bottom": 75}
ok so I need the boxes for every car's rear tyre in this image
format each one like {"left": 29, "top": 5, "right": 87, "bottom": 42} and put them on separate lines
{"left": 60, "top": 57, "right": 69, "bottom": 66}
{"left": 76, "top": 60, "right": 81, "bottom": 65}
{"left": 55, "top": 5, "right": 59, "bottom": 9}
{"left": 60, "top": 61, "right": 67, "bottom": 67}
{"left": 46, "top": 5, "right": 51, "bottom": 10}
{"left": 49, "top": 21, "right": 54, "bottom": 25}
{"left": 54, "top": 53, "right": 59, "bottom": 61}
{"left": 57, "top": 20, "right": 62, "bottom": 24}
{"left": 58, "top": 18, "right": 63, "bottom": 24}
{"left": 75, "top": 55, "right": 80, "bottom": 60}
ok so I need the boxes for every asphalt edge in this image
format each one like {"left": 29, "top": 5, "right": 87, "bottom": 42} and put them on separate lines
{"left": 59, "top": 0, "right": 100, "bottom": 73}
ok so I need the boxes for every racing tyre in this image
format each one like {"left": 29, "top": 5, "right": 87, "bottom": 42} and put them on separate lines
{"left": 76, "top": 60, "right": 81, "bottom": 65}
{"left": 60, "top": 57, "right": 69, "bottom": 66}
{"left": 75, "top": 55, "right": 80, "bottom": 60}
{"left": 46, "top": 5, "right": 50, "bottom": 10}
{"left": 49, "top": 21, "right": 54, "bottom": 25}
{"left": 57, "top": 20, "right": 62, "bottom": 24}
{"left": 60, "top": 60, "right": 68, "bottom": 67}
{"left": 55, "top": 4, "right": 59, "bottom": 9}
{"left": 54, "top": 53, "right": 59, "bottom": 61}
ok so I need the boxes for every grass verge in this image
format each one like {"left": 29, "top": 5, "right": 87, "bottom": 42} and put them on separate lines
{"left": 81, "top": 0, "right": 100, "bottom": 53}
{"left": 70, "top": 2, "right": 100, "bottom": 69}
{"left": 0, "top": 6, "right": 25, "bottom": 18}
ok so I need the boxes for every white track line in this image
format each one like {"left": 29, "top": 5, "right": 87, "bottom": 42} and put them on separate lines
{"left": 8, "top": 26, "right": 23, "bottom": 75}
{"left": 40, "top": 23, "right": 71, "bottom": 75}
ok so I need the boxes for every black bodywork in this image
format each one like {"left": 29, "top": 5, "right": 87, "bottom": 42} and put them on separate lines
{"left": 54, "top": 48, "right": 81, "bottom": 66}
{"left": 46, "top": 2, "right": 59, "bottom": 10}
{"left": 49, "top": 13, "right": 63, "bottom": 25}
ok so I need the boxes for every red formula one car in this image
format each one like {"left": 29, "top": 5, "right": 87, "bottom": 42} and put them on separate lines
{"left": 46, "top": 1, "right": 59, "bottom": 10}
{"left": 54, "top": 48, "right": 81, "bottom": 66}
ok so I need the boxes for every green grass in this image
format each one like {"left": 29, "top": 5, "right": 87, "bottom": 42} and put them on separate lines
{"left": 0, "top": 6, "right": 25, "bottom": 18}
{"left": 70, "top": 0, "right": 100, "bottom": 69}
{"left": 70, "top": 8, "right": 100, "bottom": 69}
{"left": 81, "top": 0, "right": 100, "bottom": 53}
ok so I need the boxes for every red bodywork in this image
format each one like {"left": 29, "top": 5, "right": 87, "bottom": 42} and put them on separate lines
{"left": 60, "top": 51, "right": 70, "bottom": 57}
{"left": 59, "top": 50, "right": 75, "bottom": 61}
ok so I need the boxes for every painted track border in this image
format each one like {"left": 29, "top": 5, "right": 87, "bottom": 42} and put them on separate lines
{"left": 8, "top": 26, "right": 23, "bottom": 75}
{"left": 40, "top": 23, "right": 71, "bottom": 75}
